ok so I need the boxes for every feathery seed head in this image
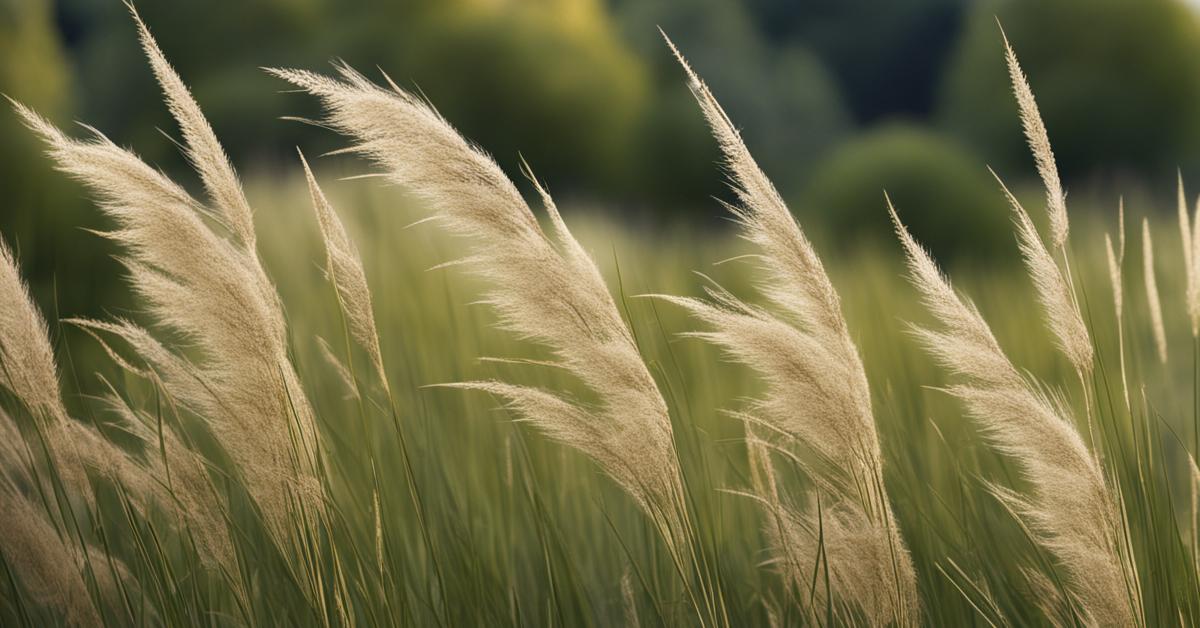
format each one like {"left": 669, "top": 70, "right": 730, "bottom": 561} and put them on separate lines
{"left": 16, "top": 18, "right": 324, "bottom": 549}
{"left": 660, "top": 37, "right": 919, "bottom": 623}
{"left": 130, "top": 4, "right": 255, "bottom": 249}
{"left": 994, "top": 174, "right": 1093, "bottom": 374}
{"left": 1176, "top": 174, "right": 1200, "bottom": 337}
{"left": 1142, "top": 220, "right": 1168, "bottom": 363}
{"left": 1002, "top": 31, "right": 1069, "bottom": 249}
{"left": 0, "top": 410, "right": 134, "bottom": 627}
{"left": 0, "top": 237, "right": 67, "bottom": 421}
{"left": 0, "top": 485, "right": 103, "bottom": 627}
{"left": 892, "top": 199, "right": 1136, "bottom": 625}
{"left": 661, "top": 33, "right": 845, "bottom": 337}
{"left": 1105, "top": 233, "right": 1122, "bottom": 321}
{"left": 274, "top": 62, "right": 684, "bottom": 530}
{"left": 100, "top": 384, "right": 237, "bottom": 575}
{"left": 300, "top": 151, "right": 388, "bottom": 391}
{"left": 0, "top": 235, "right": 169, "bottom": 513}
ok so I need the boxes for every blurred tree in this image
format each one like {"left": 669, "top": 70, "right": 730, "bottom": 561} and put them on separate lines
{"left": 58, "top": 0, "right": 327, "bottom": 169}
{"left": 337, "top": 0, "right": 651, "bottom": 196}
{"left": 749, "top": 0, "right": 968, "bottom": 123}
{"left": 942, "top": 0, "right": 1200, "bottom": 183}
{"left": 615, "top": 0, "right": 850, "bottom": 210}
{"left": 56, "top": 0, "right": 653, "bottom": 203}
{"left": 803, "top": 124, "right": 1011, "bottom": 262}
{"left": 0, "top": 0, "right": 111, "bottom": 317}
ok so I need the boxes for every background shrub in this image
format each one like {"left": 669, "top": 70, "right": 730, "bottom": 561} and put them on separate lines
{"left": 0, "top": 0, "right": 111, "bottom": 315}
{"left": 803, "top": 124, "right": 1011, "bottom": 262}
{"left": 618, "top": 0, "right": 850, "bottom": 208}
{"left": 941, "top": 0, "right": 1200, "bottom": 181}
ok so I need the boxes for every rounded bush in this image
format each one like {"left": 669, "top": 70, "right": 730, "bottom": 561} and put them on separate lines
{"left": 941, "top": 0, "right": 1200, "bottom": 179}
{"left": 802, "top": 125, "right": 1011, "bottom": 262}
{"left": 385, "top": 0, "right": 650, "bottom": 192}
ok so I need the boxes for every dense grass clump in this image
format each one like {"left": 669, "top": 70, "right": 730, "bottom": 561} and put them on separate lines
{"left": 3, "top": 9, "right": 1200, "bottom": 628}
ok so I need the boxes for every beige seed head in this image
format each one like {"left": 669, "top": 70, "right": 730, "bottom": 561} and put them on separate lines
{"left": 661, "top": 36, "right": 919, "bottom": 625}
{"left": 300, "top": 151, "right": 388, "bottom": 392}
{"left": 0, "top": 237, "right": 68, "bottom": 422}
{"left": 1003, "top": 31, "right": 1068, "bottom": 249}
{"left": 98, "top": 381, "right": 237, "bottom": 577}
{"left": 16, "top": 15, "right": 324, "bottom": 553}
{"left": 131, "top": 5, "right": 255, "bottom": 248}
{"left": 0, "top": 483, "right": 103, "bottom": 627}
{"left": 0, "top": 235, "right": 170, "bottom": 514}
{"left": 891, "top": 200, "right": 1138, "bottom": 626}
{"left": 1179, "top": 174, "right": 1199, "bottom": 337}
{"left": 272, "top": 62, "right": 685, "bottom": 538}
{"left": 994, "top": 173, "right": 1092, "bottom": 375}
{"left": 1105, "top": 234, "right": 1122, "bottom": 322}
{"left": 0, "top": 410, "right": 134, "bottom": 627}
{"left": 1142, "top": 220, "right": 1168, "bottom": 364}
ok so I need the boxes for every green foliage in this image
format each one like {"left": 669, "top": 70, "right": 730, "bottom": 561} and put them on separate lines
{"left": 0, "top": 0, "right": 115, "bottom": 317}
{"left": 58, "top": 0, "right": 651, "bottom": 199}
{"left": 61, "top": 0, "right": 326, "bottom": 163}
{"left": 388, "top": 0, "right": 649, "bottom": 192}
{"left": 749, "top": 0, "right": 968, "bottom": 121}
{"left": 803, "top": 124, "right": 1011, "bottom": 262}
{"left": 942, "top": 0, "right": 1200, "bottom": 179}
{"left": 0, "top": 0, "right": 71, "bottom": 115}
{"left": 616, "top": 0, "right": 850, "bottom": 207}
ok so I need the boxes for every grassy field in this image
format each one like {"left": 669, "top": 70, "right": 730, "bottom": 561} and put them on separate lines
{"left": 4, "top": 14, "right": 1200, "bottom": 628}
{"left": 248, "top": 177, "right": 1197, "bottom": 626}
{"left": 4, "top": 169, "right": 1195, "bottom": 625}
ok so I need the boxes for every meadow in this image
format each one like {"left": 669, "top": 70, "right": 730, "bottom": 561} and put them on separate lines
{"left": 2, "top": 11, "right": 1200, "bottom": 628}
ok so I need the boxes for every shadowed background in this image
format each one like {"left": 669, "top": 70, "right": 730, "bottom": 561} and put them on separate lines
{"left": 5, "top": 0, "right": 1200, "bottom": 314}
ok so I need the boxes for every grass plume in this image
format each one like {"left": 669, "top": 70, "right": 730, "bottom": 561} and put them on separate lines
{"left": 268, "top": 63, "right": 697, "bottom": 581}
{"left": 13, "top": 9, "right": 324, "bottom": 554}
{"left": 658, "top": 36, "right": 918, "bottom": 625}
{"left": 0, "top": 454, "right": 115, "bottom": 627}
{"left": 1178, "top": 173, "right": 1200, "bottom": 337}
{"left": 992, "top": 171, "right": 1092, "bottom": 378}
{"left": 300, "top": 151, "right": 388, "bottom": 392}
{"left": 1002, "top": 29, "right": 1068, "bottom": 250}
{"left": 0, "top": 238, "right": 68, "bottom": 421}
{"left": 4, "top": 13, "right": 1200, "bottom": 626}
{"left": 0, "top": 236, "right": 147, "bottom": 506}
{"left": 1142, "top": 219, "right": 1167, "bottom": 364}
{"left": 890, "top": 199, "right": 1139, "bottom": 626}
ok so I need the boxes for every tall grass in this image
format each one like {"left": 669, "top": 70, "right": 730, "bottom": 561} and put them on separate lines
{"left": 1, "top": 11, "right": 1200, "bottom": 627}
{"left": 651, "top": 37, "right": 918, "bottom": 626}
{"left": 270, "top": 58, "right": 731, "bottom": 627}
